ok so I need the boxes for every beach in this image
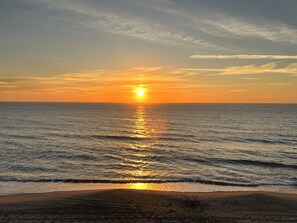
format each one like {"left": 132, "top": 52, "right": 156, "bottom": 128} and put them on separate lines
{"left": 0, "top": 189, "right": 296, "bottom": 223}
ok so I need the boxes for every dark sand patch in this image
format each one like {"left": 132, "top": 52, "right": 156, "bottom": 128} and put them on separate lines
{"left": 0, "top": 189, "right": 296, "bottom": 222}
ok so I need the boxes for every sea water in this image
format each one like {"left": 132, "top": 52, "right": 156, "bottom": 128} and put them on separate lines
{"left": 0, "top": 103, "right": 296, "bottom": 193}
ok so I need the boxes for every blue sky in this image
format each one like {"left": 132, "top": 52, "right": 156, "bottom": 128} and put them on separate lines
{"left": 0, "top": 0, "right": 297, "bottom": 102}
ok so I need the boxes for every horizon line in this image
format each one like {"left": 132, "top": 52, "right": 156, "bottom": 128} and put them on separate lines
{"left": 0, "top": 101, "right": 296, "bottom": 105}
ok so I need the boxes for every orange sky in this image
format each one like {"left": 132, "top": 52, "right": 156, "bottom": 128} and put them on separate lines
{"left": 1, "top": 1, "right": 297, "bottom": 103}
{"left": 1, "top": 65, "right": 296, "bottom": 103}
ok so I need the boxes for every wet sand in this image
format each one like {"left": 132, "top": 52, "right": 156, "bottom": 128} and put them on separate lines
{"left": 0, "top": 189, "right": 296, "bottom": 222}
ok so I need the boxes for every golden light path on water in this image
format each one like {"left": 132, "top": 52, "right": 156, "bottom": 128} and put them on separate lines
{"left": 121, "top": 104, "right": 166, "bottom": 189}
{"left": 133, "top": 105, "right": 148, "bottom": 139}
{"left": 129, "top": 105, "right": 152, "bottom": 183}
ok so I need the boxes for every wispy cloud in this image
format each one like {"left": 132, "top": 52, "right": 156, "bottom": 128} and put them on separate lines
{"left": 268, "top": 83, "right": 292, "bottom": 86}
{"left": 228, "top": 89, "right": 246, "bottom": 92}
{"left": 27, "top": 0, "right": 219, "bottom": 50}
{"left": 24, "top": 0, "right": 297, "bottom": 54}
{"left": 179, "top": 62, "right": 297, "bottom": 76}
{"left": 220, "top": 63, "right": 297, "bottom": 76}
{"left": 243, "top": 77, "right": 263, "bottom": 80}
{"left": 220, "top": 63, "right": 276, "bottom": 75}
{"left": 134, "top": 3, "right": 297, "bottom": 45}
{"left": 190, "top": 55, "right": 297, "bottom": 59}
{"left": 133, "top": 66, "right": 164, "bottom": 72}
{"left": 0, "top": 67, "right": 195, "bottom": 95}
{"left": 198, "top": 14, "right": 297, "bottom": 44}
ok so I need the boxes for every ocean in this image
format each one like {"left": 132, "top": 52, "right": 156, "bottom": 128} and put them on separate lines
{"left": 0, "top": 103, "right": 296, "bottom": 193}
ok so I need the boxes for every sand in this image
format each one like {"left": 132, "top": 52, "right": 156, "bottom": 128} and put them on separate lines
{"left": 0, "top": 189, "right": 296, "bottom": 223}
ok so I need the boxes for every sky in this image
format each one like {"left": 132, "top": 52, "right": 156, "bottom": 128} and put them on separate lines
{"left": 0, "top": 0, "right": 297, "bottom": 103}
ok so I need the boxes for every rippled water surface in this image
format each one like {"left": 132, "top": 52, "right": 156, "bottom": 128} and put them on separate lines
{"left": 0, "top": 103, "right": 296, "bottom": 190}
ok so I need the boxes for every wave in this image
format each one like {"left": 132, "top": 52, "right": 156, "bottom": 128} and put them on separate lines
{"left": 91, "top": 135, "right": 148, "bottom": 141}
{"left": 245, "top": 138, "right": 296, "bottom": 145}
{"left": 215, "top": 158, "right": 297, "bottom": 170}
{"left": 183, "top": 157, "right": 297, "bottom": 170}
{"left": 176, "top": 135, "right": 296, "bottom": 145}
{"left": 225, "top": 159, "right": 297, "bottom": 169}
{"left": 2, "top": 134, "right": 43, "bottom": 140}
{"left": 48, "top": 133, "right": 164, "bottom": 142}
{"left": 207, "top": 137, "right": 296, "bottom": 145}
{"left": 0, "top": 177, "right": 268, "bottom": 187}
{"left": 8, "top": 165, "right": 58, "bottom": 172}
{"left": 44, "top": 133, "right": 296, "bottom": 145}
{"left": 90, "top": 134, "right": 195, "bottom": 142}
{"left": 48, "top": 133, "right": 86, "bottom": 139}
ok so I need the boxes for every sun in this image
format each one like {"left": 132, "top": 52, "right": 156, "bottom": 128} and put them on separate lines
{"left": 137, "top": 88, "right": 145, "bottom": 97}
{"left": 134, "top": 87, "right": 147, "bottom": 102}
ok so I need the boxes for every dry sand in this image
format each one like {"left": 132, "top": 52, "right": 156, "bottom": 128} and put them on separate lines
{"left": 0, "top": 189, "right": 296, "bottom": 222}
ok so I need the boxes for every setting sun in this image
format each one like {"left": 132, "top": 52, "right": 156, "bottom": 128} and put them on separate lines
{"left": 134, "top": 87, "right": 147, "bottom": 102}
{"left": 137, "top": 88, "right": 145, "bottom": 97}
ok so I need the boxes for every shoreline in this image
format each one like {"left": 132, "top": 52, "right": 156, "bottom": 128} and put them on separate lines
{"left": 2, "top": 181, "right": 297, "bottom": 196}
{"left": 0, "top": 189, "right": 296, "bottom": 222}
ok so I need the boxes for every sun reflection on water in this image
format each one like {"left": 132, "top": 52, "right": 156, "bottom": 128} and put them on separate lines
{"left": 121, "top": 105, "right": 167, "bottom": 189}
{"left": 129, "top": 105, "right": 152, "bottom": 183}
{"left": 133, "top": 105, "right": 149, "bottom": 138}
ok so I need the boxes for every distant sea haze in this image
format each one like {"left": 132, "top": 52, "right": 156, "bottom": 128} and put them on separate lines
{"left": 0, "top": 103, "right": 296, "bottom": 189}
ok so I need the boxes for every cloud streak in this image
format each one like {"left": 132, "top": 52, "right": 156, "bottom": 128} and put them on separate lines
{"left": 24, "top": 0, "right": 297, "bottom": 54}
{"left": 199, "top": 14, "right": 297, "bottom": 45}
{"left": 133, "top": 3, "right": 297, "bottom": 46}
{"left": 190, "top": 55, "right": 297, "bottom": 60}
{"left": 0, "top": 67, "right": 194, "bottom": 95}
{"left": 27, "top": 0, "right": 219, "bottom": 50}
{"left": 179, "top": 62, "right": 297, "bottom": 76}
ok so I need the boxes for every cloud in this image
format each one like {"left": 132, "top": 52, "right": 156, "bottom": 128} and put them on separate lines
{"left": 220, "top": 63, "right": 297, "bottom": 76}
{"left": 16, "top": 0, "right": 297, "bottom": 64}
{"left": 220, "top": 63, "right": 277, "bottom": 75}
{"left": 27, "top": 0, "right": 219, "bottom": 50}
{"left": 190, "top": 55, "right": 297, "bottom": 59}
{"left": 198, "top": 14, "right": 297, "bottom": 44}
{"left": 0, "top": 66, "right": 195, "bottom": 95}
{"left": 0, "top": 70, "right": 107, "bottom": 94}
{"left": 136, "top": 3, "right": 297, "bottom": 45}
{"left": 243, "top": 77, "right": 263, "bottom": 80}
{"left": 179, "top": 62, "right": 297, "bottom": 76}
{"left": 268, "top": 83, "right": 292, "bottom": 86}
{"left": 229, "top": 89, "right": 246, "bottom": 92}
{"left": 133, "top": 66, "right": 164, "bottom": 72}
